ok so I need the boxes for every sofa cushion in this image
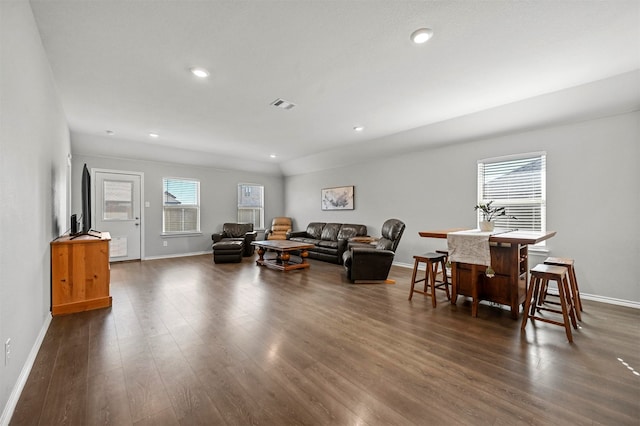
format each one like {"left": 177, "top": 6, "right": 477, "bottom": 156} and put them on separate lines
{"left": 338, "top": 224, "right": 367, "bottom": 240}
{"left": 312, "top": 245, "right": 340, "bottom": 255}
{"left": 290, "top": 237, "right": 320, "bottom": 245}
{"left": 317, "top": 240, "right": 338, "bottom": 249}
{"left": 321, "top": 223, "right": 341, "bottom": 241}
{"left": 306, "top": 222, "right": 326, "bottom": 239}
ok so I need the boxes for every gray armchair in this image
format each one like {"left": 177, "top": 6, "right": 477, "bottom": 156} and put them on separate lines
{"left": 342, "top": 219, "right": 406, "bottom": 282}
{"left": 211, "top": 223, "right": 257, "bottom": 256}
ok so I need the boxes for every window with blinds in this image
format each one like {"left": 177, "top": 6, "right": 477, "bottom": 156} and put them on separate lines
{"left": 163, "top": 177, "right": 200, "bottom": 233}
{"left": 238, "top": 183, "right": 264, "bottom": 229}
{"left": 477, "top": 152, "right": 546, "bottom": 232}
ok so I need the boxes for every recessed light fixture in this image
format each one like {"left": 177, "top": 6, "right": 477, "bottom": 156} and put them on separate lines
{"left": 190, "top": 67, "right": 210, "bottom": 78}
{"left": 411, "top": 28, "right": 434, "bottom": 44}
{"left": 270, "top": 154, "right": 277, "bottom": 159}
{"left": 149, "top": 132, "right": 159, "bottom": 138}
{"left": 353, "top": 126, "right": 364, "bottom": 132}
{"left": 105, "top": 130, "right": 114, "bottom": 135}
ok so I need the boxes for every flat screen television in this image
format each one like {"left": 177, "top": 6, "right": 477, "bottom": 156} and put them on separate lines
{"left": 81, "top": 163, "right": 92, "bottom": 234}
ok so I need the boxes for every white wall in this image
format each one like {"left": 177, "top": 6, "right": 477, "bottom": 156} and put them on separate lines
{"left": 285, "top": 111, "right": 640, "bottom": 304}
{"left": 0, "top": 1, "right": 71, "bottom": 421}
{"left": 71, "top": 148, "right": 285, "bottom": 259}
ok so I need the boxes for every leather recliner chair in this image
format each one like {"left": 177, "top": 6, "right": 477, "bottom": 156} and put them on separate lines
{"left": 211, "top": 223, "right": 257, "bottom": 257}
{"left": 265, "top": 217, "right": 292, "bottom": 240}
{"left": 342, "top": 218, "right": 406, "bottom": 282}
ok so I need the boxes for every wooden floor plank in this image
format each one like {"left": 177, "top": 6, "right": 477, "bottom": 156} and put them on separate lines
{"left": 9, "top": 254, "right": 640, "bottom": 425}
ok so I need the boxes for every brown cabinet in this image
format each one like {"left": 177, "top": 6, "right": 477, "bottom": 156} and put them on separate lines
{"left": 50, "top": 232, "right": 111, "bottom": 316}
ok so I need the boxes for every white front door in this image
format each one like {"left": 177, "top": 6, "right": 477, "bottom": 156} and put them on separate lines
{"left": 94, "top": 170, "right": 142, "bottom": 262}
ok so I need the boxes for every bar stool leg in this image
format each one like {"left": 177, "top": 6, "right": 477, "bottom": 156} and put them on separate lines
{"left": 428, "top": 261, "right": 438, "bottom": 308}
{"left": 556, "top": 275, "right": 574, "bottom": 343}
{"left": 562, "top": 274, "right": 578, "bottom": 329}
{"left": 569, "top": 265, "right": 583, "bottom": 314}
{"left": 408, "top": 258, "right": 419, "bottom": 300}
{"left": 437, "top": 258, "right": 450, "bottom": 300}
{"left": 521, "top": 275, "right": 538, "bottom": 330}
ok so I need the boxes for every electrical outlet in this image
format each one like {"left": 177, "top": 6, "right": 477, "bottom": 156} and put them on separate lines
{"left": 163, "top": 241, "right": 168, "bottom": 247}
{"left": 5, "top": 338, "right": 11, "bottom": 366}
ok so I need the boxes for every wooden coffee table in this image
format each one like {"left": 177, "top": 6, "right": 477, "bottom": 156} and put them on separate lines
{"left": 251, "top": 240, "right": 315, "bottom": 272}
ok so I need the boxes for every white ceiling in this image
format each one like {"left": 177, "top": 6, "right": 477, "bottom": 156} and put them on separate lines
{"left": 30, "top": 1, "right": 640, "bottom": 175}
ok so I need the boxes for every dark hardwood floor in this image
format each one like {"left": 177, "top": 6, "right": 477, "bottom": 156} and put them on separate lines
{"left": 10, "top": 254, "right": 640, "bottom": 425}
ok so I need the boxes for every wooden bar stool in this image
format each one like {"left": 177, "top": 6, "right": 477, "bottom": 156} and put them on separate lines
{"left": 521, "top": 264, "right": 578, "bottom": 343}
{"left": 543, "top": 257, "right": 583, "bottom": 321}
{"left": 409, "top": 253, "right": 449, "bottom": 307}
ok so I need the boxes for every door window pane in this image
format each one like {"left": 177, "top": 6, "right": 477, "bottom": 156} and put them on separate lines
{"left": 103, "top": 180, "right": 133, "bottom": 220}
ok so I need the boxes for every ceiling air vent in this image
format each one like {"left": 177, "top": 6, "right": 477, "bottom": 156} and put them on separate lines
{"left": 270, "top": 98, "right": 296, "bottom": 110}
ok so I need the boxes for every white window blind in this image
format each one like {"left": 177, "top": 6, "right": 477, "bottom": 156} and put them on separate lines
{"left": 477, "top": 153, "right": 546, "bottom": 232}
{"left": 238, "top": 183, "right": 264, "bottom": 229}
{"left": 163, "top": 178, "right": 200, "bottom": 233}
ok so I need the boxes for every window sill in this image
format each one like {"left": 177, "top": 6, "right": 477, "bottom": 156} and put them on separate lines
{"left": 161, "top": 232, "right": 203, "bottom": 238}
{"left": 528, "top": 246, "right": 550, "bottom": 255}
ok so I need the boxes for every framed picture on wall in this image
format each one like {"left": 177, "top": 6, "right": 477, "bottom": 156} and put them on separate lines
{"left": 321, "top": 186, "right": 354, "bottom": 210}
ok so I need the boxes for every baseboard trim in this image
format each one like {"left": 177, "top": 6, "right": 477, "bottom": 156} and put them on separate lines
{"left": 0, "top": 314, "right": 52, "bottom": 426}
{"left": 143, "top": 250, "right": 210, "bottom": 261}
{"left": 392, "top": 261, "right": 639, "bottom": 309}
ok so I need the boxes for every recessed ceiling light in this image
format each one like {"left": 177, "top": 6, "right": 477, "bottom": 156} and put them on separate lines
{"left": 353, "top": 126, "right": 364, "bottom": 132}
{"left": 190, "top": 67, "right": 210, "bottom": 78}
{"left": 411, "top": 28, "right": 433, "bottom": 44}
{"left": 270, "top": 154, "right": 277, "bottom": 158}
{"left": 105, "top": 130, "right": 114, "bottom": 135}
{"left": 149, "top": 132, "right": 159, "bottom": 138}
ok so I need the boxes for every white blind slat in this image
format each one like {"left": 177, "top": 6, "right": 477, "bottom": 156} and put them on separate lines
{"left": 163, "top": 178, "right": 200, "bottom": 233}
{"left": 478, "top": 154, "right": 546, "bottom": 233}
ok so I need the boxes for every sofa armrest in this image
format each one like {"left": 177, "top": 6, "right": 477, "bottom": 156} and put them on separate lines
{"left": 351, "top": 247, "right": 395, "bottom": 260}
{"left": 346, "top": 247, "right": 395, "bottom": 281}
{"left": 242, "top": 231, "right": 258, "bottom": 256}
{"left": 211, "top": 232, "right": 224, "bottom": 243}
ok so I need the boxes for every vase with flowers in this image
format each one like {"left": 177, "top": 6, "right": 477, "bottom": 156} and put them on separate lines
{"left": 474, "top": 201, "right": 516, "bottom": 232}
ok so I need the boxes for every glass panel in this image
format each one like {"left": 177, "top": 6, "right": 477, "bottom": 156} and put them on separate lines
{"left": 103, "top": 180, "right": 133, "bottom": 220}
{"left": 237, "top": 184, "right": 264, "bottom": 228}
{"left": 163, "top": 206, "right": 199, "bottom": 232}
{"left": 162, "top": 178, "right": 200, "bottom": 233}
{"left": 478, "top": 154, "right": 546, "bottom": 233}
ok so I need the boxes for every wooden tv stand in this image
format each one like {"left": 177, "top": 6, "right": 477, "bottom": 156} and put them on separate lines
{"left": 50, "top": 232, "right": 111, "bottom": 316}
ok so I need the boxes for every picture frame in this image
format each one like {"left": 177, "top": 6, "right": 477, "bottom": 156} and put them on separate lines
{"left": 321, "top": 186, "right": 354, "bottom": 210}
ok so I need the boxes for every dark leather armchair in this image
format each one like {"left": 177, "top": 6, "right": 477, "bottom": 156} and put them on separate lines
{"left": 342, "top": 219, "right": 406, "bottom": 282}
{"left": 211, "top": 223, "right": 257, "bottom": 256}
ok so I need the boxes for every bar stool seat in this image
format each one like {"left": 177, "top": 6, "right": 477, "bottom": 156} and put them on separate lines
{"left": 409, "top": 252, "right": 449, "bottom": 307}
{"left": 522, "top": 264, "right": 578, "bottom": 343}
{"left": 543, "top": 257, "right": 583, "bottom": 320}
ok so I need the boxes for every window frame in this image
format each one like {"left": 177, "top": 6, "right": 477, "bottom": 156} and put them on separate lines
{"left": 162, "top": 177, "right": 201, "bottom": 235}
{"left": 237, "top": 183, "right": 264, "bottom": 230}
{"left": 477, "top": 152, "right": 546, "bottom": 236}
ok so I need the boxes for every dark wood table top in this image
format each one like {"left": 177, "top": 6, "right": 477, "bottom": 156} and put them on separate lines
{"left": 252, "top": 240, "right": 315, "bottom": 251}
{"left": 419, "top": 228, "right": 556, "bottom": 245}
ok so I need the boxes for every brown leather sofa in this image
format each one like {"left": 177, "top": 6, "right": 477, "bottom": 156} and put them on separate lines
{"left": 342, "top": 218, "right": 406, "bottom": 282}
{"left": 211, "top": 223, "right": 257, "bottom": 258}
{"left": 288, "top": 222, "right": 368, "bottom": 264}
